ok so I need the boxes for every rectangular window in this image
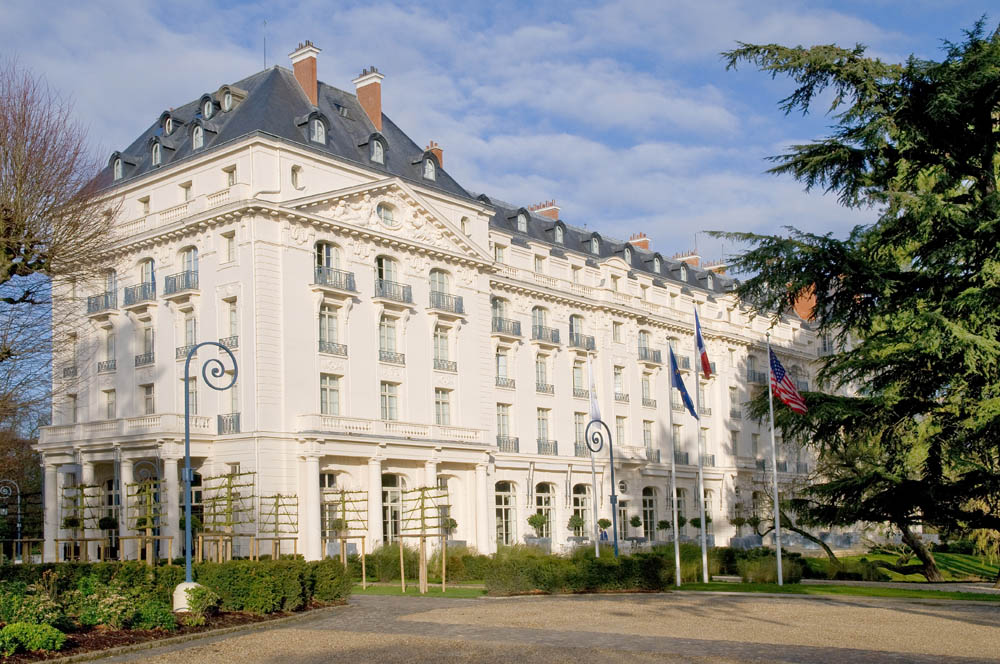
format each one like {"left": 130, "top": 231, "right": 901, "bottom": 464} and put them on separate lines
{"left": 613, "top": 366, "right": 624, "bottom": 393}
{"left": 142, "top": 384, "right": 155, "bottom": 415}
{"left": 641, "top": 284, "right": 649, "bottom": 301}
{"left": 228, "top": 300, "right": 239, "bottom": 337}
{"left": 105, "top": 331, "right": 116, "bottom": 361}
{"left": 143, "top": 326, "right": 154, "bottom": 354}
{"left": 672, "top": 424, "right": 682, "bottom": 448}
{"left": 181, "top": 182, "right": 192, "bottom": 202}
{"left": 730, "top": 430, "right": 740, "bottom": 455}
{"left": 642, "top": 374, "right": 651, "bottom": 400}
{"left": 139, "top": 196, "right": 150, "bottom": 215}
{"left": 319, "top": 305, "right": 338, "bottom": 344}
{"left": 496, "top": 404, "right": 510, "bottom": 436}
{"left": 379, "top": 317, "right": 396, "bottom": 353}
{"left": 223, "top": 232, "right": 236, "bottom": 263}
{"left": 612, "top": 321, "right": 622, "bottom": 343}
{"left": 573, "top": 362, "right": 584, "bottom": 390}
{"left": 535, "top": 356, "right": 547, "bottom": 386}
{"left": 495, "top": 349, "right": 508, "bottom": 378}
{"left": 184, "top": 315, "right": 197, "bottom": 346}
{"left": 729, "top": 386, "right": 738, "bottom": 410}
{"left": 380, "top": 382, "right": 398, "bottom": 421}
{"left": 186, "top": 377, "right": 198, "bottom": 415}
{"left": 534, "top": 256, "right": 544, "bottom": 273}
{"left": 494, "top": 244, "right": 506, "bottom": 263}
{"left": 698, "top": 381, "right": 707, "bottom": 407}
{"left": 435, "top": 388, "right": 451, "bottom": 425}
{"left": 433, "top": 326, "right": 448, "bottom": 361}
{"left": 616, "top": 416, "right": 627, "bottom": 444}
{"left": 536, "top": 408, "right": 550, "bottom": 440}
{"left": 575, "top": 412, "right": 586, "bottom": 443}
{"left": 643, "top": 420, "right": 653, "bottom": 448}
{"left": 320, "top": 374, "right": 340, "bottom": 415}
{"left": 610, "top": 275, "right": 620, "bottom": 291}
{"left": 224, "top": 166, "right": 237, "bottom": 187}
{"left": 105, "top": 390, "right": 116, "bottom": 420}
{"left": 752, "top": 433, "right": 760, "bottom": 457}
{"left": 228, "top": 374, "right": 239, "bottom": 413}
{"left": 571, "top": 266, "right": 581, "bottom": 283}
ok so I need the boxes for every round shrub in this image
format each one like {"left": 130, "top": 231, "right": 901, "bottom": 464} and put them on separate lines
{"left": 133, "top": 599, "right": 177, "bottom": 631}
{"left": 309, "top": 560, "right": 352, "bottom": 602}
{"left": 185, "top": 585, "right": 222, "bottom": 617}
{"left": 0, "top": 623, "right": 66, "bottom": 656}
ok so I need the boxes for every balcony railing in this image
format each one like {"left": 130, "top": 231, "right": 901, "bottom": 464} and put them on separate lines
{"left": 374, "top": 278, "right": 413, "bottom": 304}
{"left": 797, "top": 462, "right": 810, "bottom": 474}
{"left": 573, "top": 388, "right": 590, "bottom": 399}
{"left": 730, "top": 406, "right": 743, "bottom": 418}
{"left": 314, "top": 266, "right": 357, "bottom": 292}
{"left": 671, "top": 400, "right": 684, "bottom": 413}
{"left": 537, "top": 439, "right": 558, "bottom": 455}
{"left": 646, "top": 448, "right": 661, "bottom": 463}
{"left": 218, "top": 412, "right": 241, "bottom": 434}
{"left": 777, "top": 461, "right": 789, "bottom": 472}
{"left": 638, "top": 346, "right": 662, "bottom": 363}
{"left": 675, "top": 355, "right": 691, "bottom": 370}
{"left": 575, "top": 441, "right": 589, "bottom": 457}
{"left": 536, "top": 382, "right": 554, "bottom": 394}
{"left": 495, "top": 376, "right": 516, "bottom": 389}
{"left": 702, "top": 454, "right": 716, "bottom": 467}
{"left": 123, "top": 282, "right": 155, "bottom": 306}
{"left": 135, "top": 352, "right": 155, "bottom": 367}
{"left": 219, "top": 336, "right": 239, "bottom": 349}
{"left": 747, "top": 368, "right": 768, "bottom": 385}
{"left": 176, "top": 344, "right": 197, "bottom": 359}
{"left": 319, "top": 341, "right": 348, "bottom": 357}
{"left": 794, "top": 379, "right": 810, "bottom": 392}
{"left": 531, "top": 326, "right": 560, "bottom": 344}
{"left": 379, "top": 350, "right": 405, "bottom": 365}
{"left": 87, "top": 291, "right": 117, "bottom": 314}
{"left": 615, "top": 392, "right": 630, "bottom": 403}
{"left": 568, "top": 333, "right": 596, "bottom": 351}
{"left": 434, "top": 358, "right": 457, "bottom": 372}
{"left": 699, "top": 405, "right": 712, "bottom": 416}
{"left": 429, "top": 291, "right": 464, "bottom": 314}
{"left": 97, "top": 359, "right": 116, "bottom": 373}
{"left": 164, "top": 270, "right": 198, "bottom": 295}
{"left": 755, "top": 458, "right": 766, "bottom": 470}
{"left": 492, "top": 317, "right": 521, "bottom": 336}
{"left": 497, "top": 436, "right": 519, "bottom": 453}
{"left": 642, "top": 397, "right": 657, "bottom": 408}
{"left": 674, "top": 451, "right": 689, "bottom": 465}
{"left": 62, "top": 365, "right": 78, "bottom": 379}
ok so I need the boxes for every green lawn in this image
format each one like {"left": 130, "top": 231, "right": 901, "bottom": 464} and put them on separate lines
{"left": 804, "top": 552, "right": 998, "bottom": 582}
{"left": 352, "top": 583, "right": 487, "bottom": 598}
{"left": 681, "top": 582, "right": 1000, "bottom": 602}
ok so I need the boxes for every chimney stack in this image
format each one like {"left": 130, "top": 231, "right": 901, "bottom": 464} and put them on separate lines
{"left": 629, "top": 232, "right": 650, "bottom": 250}
{"left": 528, "top": 200, "right": 560, "bottom": 220}
{"left": 673, "top": 250, "right": 700, "bottom": 267}
{"left": 353, "top": 66, "right": 385, "bottom": 131}
{"left": 289, "top": 41, "right": 321, "bottom": 106}
{"left": 426, "top": 140, "right": 443, "bottom": 167}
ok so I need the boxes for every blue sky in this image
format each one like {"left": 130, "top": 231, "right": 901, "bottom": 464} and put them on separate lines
{"left": 1, "top": 0, "right": 994, "bottom": 262}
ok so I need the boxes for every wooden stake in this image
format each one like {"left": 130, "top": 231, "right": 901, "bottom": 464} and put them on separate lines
{"left": 419, "top": 535, "right": 427, "bottom": 594}
{"left": 441, "top": 535, "right": 446, "bottom": 593}
{"left": 399, "top": 538, "right": 406, "bottom": 593}
{"left": 361, "top": 537, "right": 367, "bottom": 589}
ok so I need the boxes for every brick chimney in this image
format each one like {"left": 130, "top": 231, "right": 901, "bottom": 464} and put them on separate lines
{"left": 673, "top": 250, "right": 700, "bottom": 267}
{"left": 792, "top": 284, "right": 817, "bottom": 321}
{"left": 528, "top": 200, "right": 560, "bottom": 220}
{"left": 353, "top": 66, "right": 384, "bottom": 132}
{"left": 426, "top": 141, "right": 443, "bottom": 167}
{"left": 629, "top": 232, "right": 650, "bottom": 250}
{"left": 289, "top": 40, "right": 321, "bottom": 106}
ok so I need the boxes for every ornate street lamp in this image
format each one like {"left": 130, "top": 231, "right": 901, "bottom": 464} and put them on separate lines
{"left": 0, "top": 480, "right": 21, "bottom": 559}
{"left": 584, "top": 419, "right": 619, "bottom": 557}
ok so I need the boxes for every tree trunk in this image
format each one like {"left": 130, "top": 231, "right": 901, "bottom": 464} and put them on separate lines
{"left": 899, "top": 523, "right": 943, "bottom": 582}
{"left": 780, "top": 516, "right": 839, "bottom": 566}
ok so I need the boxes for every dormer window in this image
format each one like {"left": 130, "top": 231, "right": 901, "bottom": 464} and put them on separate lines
{"left": 554, "top": 225, "right": 564, "bottom": 244}
{"left": 371, "top": 139, "right": 384, "bottom": 164}
{"left": 423, "top": 158, "right": 436, "bottom": 180}
{"left": 517, "top": 213, "right": 527, "bottom": 233}
{"left": 164, "top": 117, "right": 173, "bottom": 135}
{"left": 113, "top": 158, "right": 123, "bottom": 181}
{"left": 151, "top": 143, "right": 161, "bottom": 166}
{"left": 706, "top": 273, "right": 714, "bottom": 289}
{"left": 192, "top": 126, "right": 204, "bottom": 150}
{"left": 591, "top": 237, "right": 599, "bottom": 254}
{"left": 680, "top": 264, "right": 688, "bottom": 281}
{"left": 222, "top": 91, "right": 232, "bottom": 111}
{"left": 203, "top": 100, "right": 214, "bottom": 119}
{"left": 654, "top": 257, "right": 661, "bottom": 273}
{"left": 311, "top": 118, "right": 325, "bottom": 143}
{"left": 624, "top": 247, "right": 632, "bottom": 263}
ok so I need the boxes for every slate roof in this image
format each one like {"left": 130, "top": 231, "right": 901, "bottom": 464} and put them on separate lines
{"left": 100, "top": 66, "right": 472, "bottom": 201}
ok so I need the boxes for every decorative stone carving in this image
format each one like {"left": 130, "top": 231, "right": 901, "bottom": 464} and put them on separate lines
{"left": 378, "top": 364, "right": 404, "bottom": 381}
{"left": 319, "top": 357, "right": 347, "bottom": 374}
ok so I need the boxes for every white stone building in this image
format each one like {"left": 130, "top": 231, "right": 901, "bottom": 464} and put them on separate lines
{"left": 37, "top": 42, "right": 822, "bottom": 562}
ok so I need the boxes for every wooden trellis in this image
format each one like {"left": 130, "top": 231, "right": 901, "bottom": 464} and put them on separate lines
{"left": 199, "top": 470, "right": 256, "bottom": 562}
{"left": 320, "top": 488, "right": 368, "bottom": 539}
{"left": 255, "top": 493, "right": 298, "bottom": 560}
{"left": 58, "top": 484, "right": 103, "bottom": 561}
{"left": 399, "top": 485, "right": 451, "bottom": 594}
{"left": 125, "top": 478, "right": 165, "bottom": 565}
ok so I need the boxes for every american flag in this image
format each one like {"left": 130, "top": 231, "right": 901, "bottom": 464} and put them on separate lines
{"left": 769, "top": 348, "right": 808, "bottom": 414}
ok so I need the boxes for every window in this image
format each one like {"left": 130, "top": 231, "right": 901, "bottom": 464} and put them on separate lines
{"left": 429, "top": 269, "right": 450, "bottom": 294}
{"left": 535, "top": 484, "right": 553, "bottom": 538}
{"left": 320, "top": 374, "right": 340, "bottom": 415}
{"left": 591, "top": 237, "right": 599, "bottom": 254}
{"left": 319, "top": 472, "right": 337, "bottom": 490}
{"left": 643, "top": 421, "right": 653, "bottom": 448}
{"left": 186, "top": 377, "right": 198, "bottom": 415}
{"left": 571, "top": 266, "right": 581, "bottom": 283}
{"left": 377, "top": 203, "right": 394, "bottom": 226}
{"left": 703, "top": 489, "right": 715, "bottom": 534}
{"left": 491, "top": 297, "right": 508, "bottom": 320}
{"left": 382, "top": 474, "right": 404, "bottom": 543}
{"left": 225, "top": 166, "right": 237, "bottom": 187}
{"left": 227, "top": 300, "right": 239, "bottom": 337}
{"left": 316, "top": 242, "right": 341, "bottom": 270}
{"left": 639, "top": 330, "right": 651, "bottom": 350}
{"left": 534, "top": 256, "right": 544, "bottom": 273}
{"left": 228, "top": 373, "right": 239, "bottom": 413}
{"left": 654, "top": 257, "right": 661, "bottom": 273}
{"left": 610, "top": 275, "right": 620, "bottom": 291}
{"left": 311, "top": 118, "right": 325, "bottom": 143}
{"left": 203, "top": 100, "right": 214, "bottom": 119}
{"left": 181, "top": 182, "right": 192, "bottom": 202}
{"left": 680, "top": 264, "right": 688, "bottom": 281}
{"left": 729, "top": 386, "right": 739, "bottom": 412}
{"left": 730, "top": 430, "right": 740, "bottom": 455}
{"left": 752, "top": 433, "right": 760, "bottom": 457}
{"left": 291, "top": 165, "right": 302, "bottom": 189}
{"left": 569, "top": 314, "right": 583, "bottom": 338}
{"left": 675, "top": 488, "right": 687, "bottom": 528}
{"left": 142, "top": 326, "right": 154, "bottom": 354}
{"left": 223, "top": 232, "right": 236, "bottom": 263}
{"left": 496, "top": 404, "right": 511, "bottom": 437}
{"left": 554, "top": 226, "right": 564, "bottom": 244}
{"left": 184, "top": 314, "right": 197, "bottom": 346}
{"left": 113, "top": 158, "right": 122, "bottom": 180}
{"left": 642, "top": 487, "right": 657, "bottom": 540}
{"left": 142, "top": 384, "right": 155, "bottom": 415}
{"left": 574, "top": 413, "right": 586, "bottom": 444}
{"left": 706, "top": 273, "right": 714, "bottom": 289}
{"left": 319, "top": 305, "right": 338, "bottom": 345}
{"left": 371, "top": 139, "right": 384, "bottom": 164}
{"left": 380, "top": 382, "right": 398, "bottom": 420}
{"left": 531, "top": 306, "right": 548, "bottom": 330}
{"left": 821, "top": 333, "right": 835, "bottom": 355}
{"left": 641, "top": 374, "right": 651, "bottom": 400}
{"left": 536, "top": 408, "right": 550, "bottom": 441}
{"left": 435, "top": 388, "right": 451, "bottom": 425}
{"left": 105, "top": 331, "right": 116, "bottom": 363}
{"left": 423, "top": 158, "right": 436, "bottom": 180}
{"left": 139, "top": 196, "right": 150, "bottom": 215}
{"left": 493, "top": 244, "right": 506, "bottom": 263}
{"left": 612, "top": 321, "right": 622, "bottom": 342}
{"left": 624, "top": 247, "right": 632, "bottom": 263}
{"left": 672, "top": 424, "right": 682, "bottom": 450}
{"left": 223, "top": 91, "right": 233, "bottom": 111}
{"left": 572, "top": 484, "right": 591, "bottom": 536}
{"left": 460, "top": 217, "right": 469, "bottom": 235}
{"left": 433, "top": 326, "right": 449, "bottom": 362}
{"left": 614, "top": 366, "right": 624, "bottom": 393}
{"left": 495, "top": 481, "right": 515, "bottom": 546}
{"left": 517, "top": 213, "right": 527, "bottom": 232}
{"left": 495, "top": 348, "right": 509, "bottom": 378}
{"left": 616, "top": 416, "right": 627, "bottom": 443}
{"left": 105, "top": 390, "right": 116, "bottom": 420}
{"left": 192, "top": 126, "right": 204, "bottom": 149}
{"left": 151, "top": 143, "right": 161, "bottom": 166}
{"left": 535, "top": 355, "right": 547, "bottom": 386}
{"left": 572, "top": 361, "right": 584, "bottom": 391}
{"left": 379, "top": 316, "right": 396, "bottom": 353}
{"left": 164, "top": 117, "right": 173, "bottom": 135}
{"left": 375, "top": 255, "right": 397, "bottom": 281}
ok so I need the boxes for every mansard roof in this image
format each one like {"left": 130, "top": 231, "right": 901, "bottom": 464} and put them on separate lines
{"left": 98, "top": 66, "right": 473, "bottom": 201}
{"left": 480, "top": 194, "right": 733, "bottom": 296}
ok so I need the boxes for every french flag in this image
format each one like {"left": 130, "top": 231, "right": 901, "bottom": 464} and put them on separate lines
{"left": 694, "top": 307, "right": 712, "bottom": 378}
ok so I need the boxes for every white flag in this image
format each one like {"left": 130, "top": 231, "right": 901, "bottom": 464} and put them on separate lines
{"left": 587, "top": 354, "right": 601, "bottom": 422}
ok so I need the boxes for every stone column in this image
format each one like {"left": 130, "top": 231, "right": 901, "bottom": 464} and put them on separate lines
{"left": 43, "top": 463, "right": 58, "bottom": 563}
{"left": 367, "top": 458, "right": 383, "bottom": 549}
{"left": 118, "top": 458, "right": 135, "bottom": 560}
{"left": 423, "top": 460, "right": 438, "bottom": 489}
{"left": 302, "top": 454, "right": 322, "bottom": 561}
{"left": 162, "top": 457, "right": 180, "bottom": 562}
{"left": 56, "top": 469, "right": 72, "bottom": 561}
{"left": 80, "top": 461, "right": 98, "bottom": 561}
{"left": 475, "top": 463, "right": 489, "bottom": 553}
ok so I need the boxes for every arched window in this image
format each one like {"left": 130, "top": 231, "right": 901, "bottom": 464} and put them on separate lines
{"left": 311, "top": 118, "right": 325, "bottom": 143}
{"left": 192, "top": 126, "right": 204, "bottom": 150}
{"left": 516, "top": 213, "right": 527, "bottom": 233}
{"left": 531, "top": 306, "right": 548, "bottom": 331}
{"left": 151, "top": 143, "right": 161, "bottom": 166}
{"left": 590, "top": 237, "right": 599, "bottom": 254}
{"left": 554, "top": 225, "right": 564, "bottom": 244}
{"left": 654, "top": 257, "right": 661, "bottom": 273}
{"left": 676, "top": 488, "right": 687, "bottom": 529}
{"left": 203, "top": 99, "right": 214, "bottom": 119}
{"left": 680, "top": 264, "right": 689, "bottom": 281}
{"left": 375, "top": 255, "right": 397, "bottom": 282}
{"left": 164, "top": 117, "right": 173, "bottom": 135}
{"left": 376, "top": 203, "right": 394, "bottom": 226}
{"left": 429, "top": 269, "right": 450, "bottom": 294}
{"left": 222, "top": 91, "right": 232, "bottom": 111}
{"left": 534, "top": 483, "right": 554, "bottom": 539}
{"left": 638, "top": 330, "right": 651, "bottom": 350}
{"left": 495, "top": 481, "right": 515, "bottom": 546}
{"left": 371, "top": 139, "right": 384, "bottom": 164}
{"left": 181, "top": 247, "right": 198, "bottom": 274}
{"left": 382, "top": 473, "right": 405, "bottom": 543}
{"left": 423, "top": 158, "right": 436, "bottom": 180}
{"left": 624, "top": 247, "right": 632, "bottom": 263}
{"left": 706, "top": 273, "right": 714, "bottom": 289}
{"left": 642, "top": 487, "right": 657, "bottom": 540}
{"left": 491, "top": 297, "right": 509, "bottom": 320}
{"left": 315, "top": 242, "right": 341, "bottom": 270}
{"left": 113, "top": 158, "right": 123, "bottom": 181}
{"left": 572, "top": 484, "right": 591, "bottom": 536}
{"left": 568, "top": 314, "right": 584, "bottom": 338}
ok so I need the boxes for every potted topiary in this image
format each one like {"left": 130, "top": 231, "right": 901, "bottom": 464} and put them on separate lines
{"left": 98, "top": 516, "right": 119, "bottom": 531}
{"left": 597, "top": 517, "right": 612, "bottom": 542}
{"left": 567, "top": 514, "right": 588, "bottom": 543}
{"left": 525, "top": 513, "right": 551, "bottom": 552}
{"left": 657, "top": 519, "right": 672, "bottom": 540}
{"left": 627, "top": 515, "right": 645, "bottom": 543}
{"left": 689, "top": 517, "right": 701, "bottom": 529}
{"left": 729, "top": 515, "right": 746, "bottom": 536}
{"left": 747, "top": 515, "right": 762, "bottom": 534}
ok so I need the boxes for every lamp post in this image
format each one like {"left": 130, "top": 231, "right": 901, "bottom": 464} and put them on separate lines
{"left": 584, "top": 419, "right": 619, "bottom": 557}
{"left": 180, "top": 342, "right": 237, "bottom": 589}
{"left": 0, "top": 480, "right": 21, "bottom": 559}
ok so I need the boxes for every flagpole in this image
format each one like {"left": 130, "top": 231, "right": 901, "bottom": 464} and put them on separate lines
{"left": 666, "top": 352, "right": 681, "bottom": 587}
{"left": 693, "top": 311, "right": 709, "bottom": 583}
{"left": 766, "top": 333, "right": 784, "bottom": 586}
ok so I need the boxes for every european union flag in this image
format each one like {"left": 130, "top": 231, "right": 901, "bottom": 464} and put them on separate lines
{"left": 669, "top": 347, "right": 698, "bottom": 420}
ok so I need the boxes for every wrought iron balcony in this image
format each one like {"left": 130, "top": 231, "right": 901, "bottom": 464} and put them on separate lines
{"left": 646, "top": 448, "right": 661, "bottom": 463}
{"left": 429, "top": 290, "right": 464, "bottom": 314}
{"left": 755, "top": 458, "right": 766, "bottom": 470}
{"left": 699, "top": 405, "right": 712, "bottom": 416}
{"left": 531, "top": 325, "right": 560, "bottom": 344}
{"left": 671, "top": 400, "right": 685, "bottom": 413}
{"left": 747, "top": 368, "right": 768, "bottom": 385}
{"left": 495, "top": 376, "right": 516, "bottom": 389}
{"left": 374, "top": 278, "right": 413, "bottom": 304}
{"left": 642, "top": 397, "right": 657, "bottom": 408}
{"left": 218, "top": 412, "right": 241, "bottom": 434}
{"left": 123, "top": 282, "right": 155, "bottom": 306}
{"left": 314, "top": 266, "right": 357, "bottom": 292}
{"left": 379, "top": 350, "right": 405, "bottom": 365}
{"left": 573, "top": 388, "right": 590, "bottom": 399}
{"left": 135, "top": 352, "right": 155, "bottom": 367}
{"left": 797, "top": 462, "right": 810, "bottom": 474}
{"left": 575, "top": 441, "right": 589, "bottom": 457}
{"left": 638, "top": 346, "right": 662, "bottom": 364}
{"left": 319, "top": 341, "right": 348, "bottom": 357}
{"left": 434, "top": 358, "right": 457, "bottom": 372}
{"left": 568, "top": 332, "right": 596, "bottom": 351}
{"left": 86, "top": 291, "right": 117, "bottom": 314}
{"left": 497, "top": 436, "right": 519, "bottom": 453}
{"left": 163, "top": 270, "right": 198, "bottom": 295}
{"left": 536, "top": 382, "right": 554, "bottom": 394}
{"left": 62, "top": 365, "right": 78, "bottom": 379}
{"left": 97, "top": 359, "right": 116, "bottom": 373}
{"left": 176, "top": 344, "right": 197, "bottom": 359}
{"left": 492, "top": 317, "right": 521, "bottom": 336}
{"left": 777, "top": 460, "right": 789, "bottom": 472}
{"left": 537, "top": 439, "right": 558, "bottom": 455}
{"left": 674, "top": 451, "right": 689, "bottom": 465}
{"left": 615, "top": 392, "right": 630, "bottom": 403}
{"left": 219, "top": 336, "right": 239, "bottom": 349}
{"left": 702, "top": 454, "right": 716, "bottom": 467}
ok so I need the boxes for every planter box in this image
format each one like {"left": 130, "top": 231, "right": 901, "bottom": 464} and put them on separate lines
{"left": 524, "top": 536, "right": 551, "bottom": 553}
